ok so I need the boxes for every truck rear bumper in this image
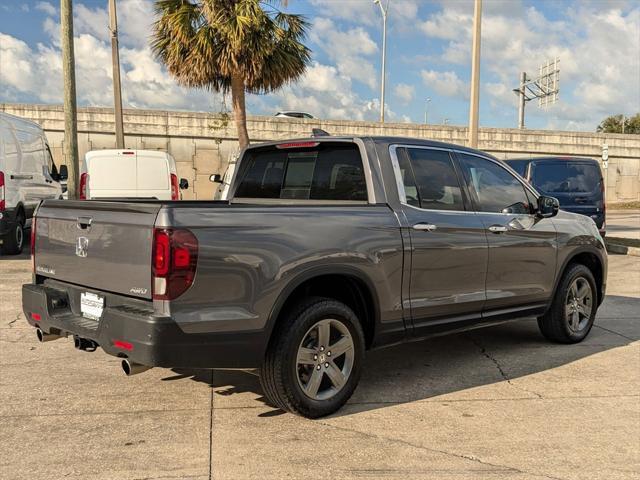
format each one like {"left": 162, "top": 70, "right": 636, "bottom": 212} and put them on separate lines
{"left": 22, "top": 282, "right": 266, "bottom": 368}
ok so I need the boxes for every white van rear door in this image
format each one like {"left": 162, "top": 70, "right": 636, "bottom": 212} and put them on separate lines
{"left": 136, "top": 152, "right": 170, "bottom": 200}
{"left": 88, "top": 152, "right": 137, "bottom": 198}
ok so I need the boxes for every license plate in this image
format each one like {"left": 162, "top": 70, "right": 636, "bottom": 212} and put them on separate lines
{"left": 80, "top": 292, "right": 104, "bottom": 321}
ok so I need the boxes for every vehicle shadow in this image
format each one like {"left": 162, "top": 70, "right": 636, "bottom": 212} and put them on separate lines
{"left": 155, "top": 296, "right": 640, "bottom": 418}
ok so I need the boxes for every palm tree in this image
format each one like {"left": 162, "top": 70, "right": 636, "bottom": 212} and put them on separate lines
{"left": 152, "top": 0, "right": 311, "bottom": 149}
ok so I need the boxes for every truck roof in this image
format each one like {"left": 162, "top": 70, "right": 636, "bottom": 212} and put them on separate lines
{"left": 247, "top": 136, "right": 498, "bottom": 159}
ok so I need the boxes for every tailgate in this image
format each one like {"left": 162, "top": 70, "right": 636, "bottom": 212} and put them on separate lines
{"left": 34, "top": 200, "right": 161, "bottom": 299}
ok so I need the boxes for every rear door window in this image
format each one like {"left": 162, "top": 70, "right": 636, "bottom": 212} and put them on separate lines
{"left": 399, "top": 148, "right": 465, "bottom": 211}
{"left": 234, "top": 143, "right": 367, "bottom": 201}
{"left": 531, "top": 162, "right": 601, "bottom": 194}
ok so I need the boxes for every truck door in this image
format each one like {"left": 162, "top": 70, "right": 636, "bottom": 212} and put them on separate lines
{"left": 391, "top": 146, "right": 488, "bottom": 337}
{"left": 455, "top": 152, "right": 557, "bottom": 314}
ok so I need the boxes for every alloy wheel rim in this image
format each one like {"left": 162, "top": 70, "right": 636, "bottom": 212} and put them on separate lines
{"left": 296, "top": 318, "right": 355, "bottom": 401}
{"left": 565, "top": 277, "right": 593, "bottom": 332}
{"left": 15, "top": 224, "right": 23, "bottom": 249}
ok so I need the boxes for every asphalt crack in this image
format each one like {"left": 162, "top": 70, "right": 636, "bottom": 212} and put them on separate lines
{"left": 316, "top": 420, "right": 568, "bottom": 480}
{"left": 466, "top": 335, "right": 544, "bottom": 399}
{"left": 593, "top": 324, "right": 636, "bottom": 342}
{"left": 7, "top": 313, "right": 20, "bottom": 328}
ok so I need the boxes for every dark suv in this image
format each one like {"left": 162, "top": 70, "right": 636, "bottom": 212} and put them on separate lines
{"left": 505, "top": 157, "right": 606, "bottom": 234}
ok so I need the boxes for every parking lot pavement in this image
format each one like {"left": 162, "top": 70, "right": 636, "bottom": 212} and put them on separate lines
{"left": 1, "top": 252, "right": 638, "bottom": 480}
{"left": 607, "top": 209, "right": 640, "bottom": 240}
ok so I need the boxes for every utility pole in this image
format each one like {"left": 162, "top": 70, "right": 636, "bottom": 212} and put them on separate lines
{"left": 374, "top": 0, "right": 389, "bottom": 123}
{"left": 109, "top": 0, "right": 125, "bottom": 148}
{"left": 61, "top": 0, "right": 79, "bottom": 199}
{"left": 517, "top": 71, "right": 526, "bottom": 129}
{"left": 468, "top": 0, "right": 482, "bottom": 148}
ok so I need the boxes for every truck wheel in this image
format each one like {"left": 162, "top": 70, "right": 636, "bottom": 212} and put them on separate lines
{"left": 260, "top": 297, "right": 365, "bottom": 418}
{"left": 538, "top": 263, "right": 597, "bottom": 344}
{"left": 1, "top": 212, "right": 25, "bottom": 255}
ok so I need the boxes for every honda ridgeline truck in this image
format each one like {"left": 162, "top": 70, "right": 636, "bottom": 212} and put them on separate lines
{"left": 23, "top": 137, "right": 607, "bottom": 418}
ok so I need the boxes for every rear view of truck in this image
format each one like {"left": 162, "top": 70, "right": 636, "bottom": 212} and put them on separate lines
{"left": 24, "top": 200, "right": 201, "bottom": 372}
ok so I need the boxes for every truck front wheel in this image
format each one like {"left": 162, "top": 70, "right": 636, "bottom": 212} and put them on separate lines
{"left": 260, "top": 297, "right": 365, "bottom": 418}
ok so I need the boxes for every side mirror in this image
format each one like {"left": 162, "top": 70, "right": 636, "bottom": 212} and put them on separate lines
{"left": 59, "top": 165, "right": 68, "bottom": 181}
{"left": 179, "top": 178, "right": 189, "bottom": 190}
{"left": 537, "top": 195, "right": 559, "bottom": 218}
{"left": 209, "top": 173, "right": 223, "bottom": 183}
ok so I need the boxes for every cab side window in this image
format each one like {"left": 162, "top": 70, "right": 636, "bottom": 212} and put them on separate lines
{"left": 399, "top": 148, "right": 465, "bottom": 211}
{"left": 458, "top": 153, "right": 533, "bottom": 214}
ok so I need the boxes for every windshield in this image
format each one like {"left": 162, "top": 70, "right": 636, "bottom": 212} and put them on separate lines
{"left": 532, "top": 162, "right": 601, "bottom": 194}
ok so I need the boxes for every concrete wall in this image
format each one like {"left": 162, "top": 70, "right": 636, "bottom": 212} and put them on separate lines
{"left": 2, "top": 103, "right": 639, "bottom": 203}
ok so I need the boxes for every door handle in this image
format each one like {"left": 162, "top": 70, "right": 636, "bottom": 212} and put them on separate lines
{"left": 488, "top": 225, "right": 508, "bottom": 233}
{"left": 413, "top": 223, "right": 437, "bottom": 232}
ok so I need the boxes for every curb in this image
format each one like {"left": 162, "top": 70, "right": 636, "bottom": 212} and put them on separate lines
{"left": 606, "top": 242, "right": 640, "bottom": 257}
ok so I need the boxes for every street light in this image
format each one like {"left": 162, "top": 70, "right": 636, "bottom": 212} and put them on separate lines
{"left": 373, "top": 0, "right": 389, "bottom": 123}
{"left": 424, "top": 97, "right": 431, "bottom": 124}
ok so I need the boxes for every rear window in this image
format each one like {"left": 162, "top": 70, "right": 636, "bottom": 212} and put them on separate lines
{"left": 532, "top": 162, "right": 601, "bottom": 194}
{"left": 234, "top": 143, "right": 367, "bottom": 201}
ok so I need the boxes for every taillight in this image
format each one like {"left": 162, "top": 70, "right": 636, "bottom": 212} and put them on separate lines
{"left": 276, "top": 141, "right": 320, "bottom": 149}
{"left": 152, "top": 228, "right": 198, "bottom": 300}
{"left": 31, "top": 215, "right": 36, "bottom": 273}
{"left": 79, "top": 173, "right": 88, "bottom": 200}
{"left": 0, "top": 171, "right": 5, "bottom": 211}
{"left": 170, "top": 174, "right": 179, "bottom": 200}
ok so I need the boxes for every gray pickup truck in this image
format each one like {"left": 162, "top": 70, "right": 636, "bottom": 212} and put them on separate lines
{"left": 23, "top": 136, "right": 607, "bottom": 418}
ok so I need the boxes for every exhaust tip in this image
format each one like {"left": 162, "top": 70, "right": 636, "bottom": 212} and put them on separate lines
{"left": 121, "top": 359, "right": 151, "bottom": 376}
{"left": 37, "top": 328, "right": 61, "bottom": 342}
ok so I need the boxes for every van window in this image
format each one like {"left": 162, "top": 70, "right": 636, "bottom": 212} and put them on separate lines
{"left": 235, "top": 144, "right": 367, "bottom": 201}
{"left": 532, "top": 162, "right": 601, "bottom": 194}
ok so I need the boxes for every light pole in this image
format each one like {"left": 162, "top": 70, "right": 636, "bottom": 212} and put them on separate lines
{"left": 109, "top": 0, "right": 125, "bottom": 148}
{"left": 468, "top": 0, "right": 482, "bottom": 147}
{"left": 424, "top": 97, "right": 431, "bottom": 124}
{"left": 373, "top": 0, "right": 389, "bottom": 123}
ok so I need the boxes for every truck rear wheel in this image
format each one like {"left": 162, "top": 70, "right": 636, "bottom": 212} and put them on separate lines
{"left": 260, "top": 297, "right": 365, "bottom": 418}
{"left": 1, "top": 212, "right": 25, "bottom": 255}
{"left": 538, "top": 263, "right": 597, "bottom": 343}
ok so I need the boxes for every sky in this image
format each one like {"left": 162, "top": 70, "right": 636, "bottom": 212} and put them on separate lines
{"left": 0, "top": 0, "right": 639, "bottom": 132}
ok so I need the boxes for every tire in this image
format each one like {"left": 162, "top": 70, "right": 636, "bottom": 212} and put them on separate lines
{"left": 260, "top": 297, "right": 365, "bottom": 418}
{"left": 538, "top": 263, "right": 598, "bottom": 344}
{"left": 0, "top": 212, "right": 25, "bottom": 255}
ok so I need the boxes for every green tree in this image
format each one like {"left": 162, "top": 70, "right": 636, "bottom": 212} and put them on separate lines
{"left": 152, "top": 0, "right": 310, "bottom": 149}
{"left": 597, "top": 113, "right": 640, "bottom": 134}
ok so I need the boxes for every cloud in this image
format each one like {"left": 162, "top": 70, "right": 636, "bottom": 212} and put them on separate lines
{"left": 273, "top": 62, "right": 375, "bottom": 121}
{"left": 309, "top": 18, "right": 378, "bottom": 90}
{"left": 421, "top": 70, "right": 469, "bottom": 99}
{"left": 394, "top": 83, "right": 415, "bottom": 105}
{"left": 309, "top": 0, "right": 421, "bottom": 27}
{"left": 35, "top": 2, "right": 57, "bottom": 16}
{"left": 419, "top": 1, "right": 640, "bottom": 129}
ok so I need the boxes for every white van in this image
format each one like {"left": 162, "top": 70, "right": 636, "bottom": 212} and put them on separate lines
{"left": 81, "top": 149, "right": 188, "bottom": 200}
{"left": 0, "top": 112, "right": 63, "bottom": 255}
